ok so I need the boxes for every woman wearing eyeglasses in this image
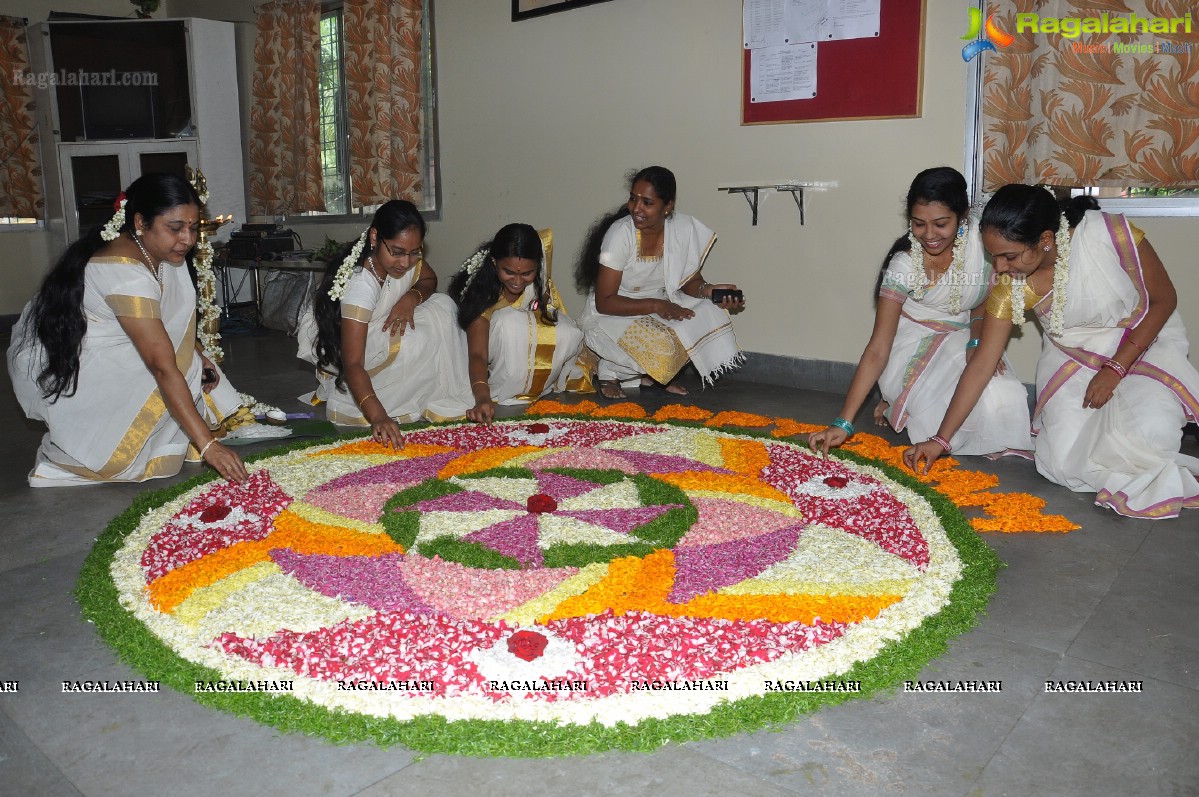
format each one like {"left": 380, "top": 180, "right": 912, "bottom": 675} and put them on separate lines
{"left": 297, "top": 200, "right": 473, "bottom": 447}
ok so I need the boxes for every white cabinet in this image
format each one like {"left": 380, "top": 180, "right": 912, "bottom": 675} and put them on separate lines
{"left": 28, "top": 18, "right": 244, "bottom": 246}
{"left": 56, "top": 140, "right": 200, "bottom": 240}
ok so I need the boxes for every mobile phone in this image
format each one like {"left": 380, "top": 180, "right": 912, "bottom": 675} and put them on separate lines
{"left": 710, "top": 288, "right": 744, "bottom": 304}
{"left": 202, "top": 367, "right": 217, "bottom": 385}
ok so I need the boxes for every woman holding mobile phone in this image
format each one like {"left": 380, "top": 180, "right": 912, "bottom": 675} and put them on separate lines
{"left": 576, "top": 166, "right": 746, "bottom": 399}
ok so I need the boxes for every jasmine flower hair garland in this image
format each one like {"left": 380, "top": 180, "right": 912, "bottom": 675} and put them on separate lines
{"left": 906, "top": 219, "right": 970, "bottom": 314}
{"left": 459, "top": 247, "right": 489, "bottom": 292}
{"left": 100, "top": 195, "right": 127, "bottom": 242}
{"left": 1010, "top": 213, "right": 1071, "bottom": 338}
{"left": 328, "top": 230, "right": 369, "bottom": 301}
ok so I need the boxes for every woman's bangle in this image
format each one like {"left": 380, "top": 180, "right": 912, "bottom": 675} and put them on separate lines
{"left": 695, "top": 280, "right": 711, "bottom": 298}
{"left": 472, "top": 379, "right": 489, "bottom": 388}
{"left": 1102, "top": 359, "right": 1127, "bottom": 379}
{"left": 965, "top": 338, "right": 981, "bottom": 350}
{"left": 929, "top": 434, "right": 953, "bottom": 454}
{"left": 830, "top": 417, "right": 855, "bottom": 437}
{"left": 199, "top": 438, "right": 218, "bottom": 460}
{"left": 357, "top": 392, "right": 377, "bottom": 409}
{"left": 1123, "top": 333, "right": 1153, "bottom": 355}
{"left": 410, "top": 287, "right": 425, "bottom": 303}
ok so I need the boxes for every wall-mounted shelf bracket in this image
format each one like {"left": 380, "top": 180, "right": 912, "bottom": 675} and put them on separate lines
{"left": 717, "top": 181, "right": 836, "bottom": 227}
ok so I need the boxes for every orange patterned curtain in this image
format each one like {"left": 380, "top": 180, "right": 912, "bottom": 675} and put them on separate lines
{"left": 248, "top": 0, "right": 325, "bottom": 215}
{"left": 982, "top": 0, "right": 1199, "bottom": 191}
{"left": 343, "top": 0, "right": 425, "bottom": 208}
{"left": 0, "top": 17, "right": 43, "bottom": 219}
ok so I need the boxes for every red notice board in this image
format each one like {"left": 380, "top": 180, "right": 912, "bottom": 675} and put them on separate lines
{"left": 742, "top": 0, "right": 925, "bottom": 125}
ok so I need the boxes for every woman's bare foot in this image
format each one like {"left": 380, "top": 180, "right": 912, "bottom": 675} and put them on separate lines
{"left": 873, "top": 400, "right": 890, "bottom": 426}
{"left": 599, "top": 380, "right": 627, "bottom": 400}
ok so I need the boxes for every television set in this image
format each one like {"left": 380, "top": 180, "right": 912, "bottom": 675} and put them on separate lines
{"left": 80, "top": 84, "right": 157, "bottom": 140}
{"left": 49, "top": 20, "right": 191, "bottom": 142}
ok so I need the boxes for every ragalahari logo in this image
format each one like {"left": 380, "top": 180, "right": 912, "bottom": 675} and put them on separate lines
{"left": 961, "top": 8, "right": 1014, "bottom": 62}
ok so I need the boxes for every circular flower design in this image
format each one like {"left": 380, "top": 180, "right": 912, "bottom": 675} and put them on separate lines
{"left": 89, "top": 417, "right": 997, "bottom": 756}
{"left": 380, "top": 465, "right": 694, "bottom": 569}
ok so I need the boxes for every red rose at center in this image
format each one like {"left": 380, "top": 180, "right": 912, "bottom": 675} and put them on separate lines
{"left": 526, "top": 493, "right": 557, "bottom": 514}
{"left": 506, "top": 630, "right": 548, "bottom": 662}
{"left": 199, "top": 504, "right": 232, "bottom": 523}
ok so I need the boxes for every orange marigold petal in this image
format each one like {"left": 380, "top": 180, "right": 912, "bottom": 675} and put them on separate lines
{"left": 542, "top": 550, "right": 675, "bottom": 621}
{"left": 526, "top": 399, "right": 598, "bottom": 416}
{"left": 705, "top": 410, "right": 774, "bottom": 428}
{"left": 591, "top": 402, "right": 648, "bottom": 419}
{"left": 438, "top": 446, "right": 542, "bottom": 478}
{"left": 653, "top": 471, "right": 794, "bottom": 503}
{"left": 147, "top": 510, "right": 403, "bottom": 612}
{"left": 719, "top": 438, "right": 771, "bottom": 478}
{"left": 653, "top": 404, "right": 714, "bottom": 421}
{"left": 770, "top": 418, "right": 825, "bottom": 438}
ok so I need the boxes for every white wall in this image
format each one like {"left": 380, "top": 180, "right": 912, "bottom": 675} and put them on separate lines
{"left": 6, "top": 0, "right": 1196, "bottom": 391}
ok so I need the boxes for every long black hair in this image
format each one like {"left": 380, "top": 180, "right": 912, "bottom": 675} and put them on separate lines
{"left": 575, "top": 165, "right": 677, "bottom": 292}
{"left": 979, "top": 184, "right": 1099, "bottom": 244}
{"left": 449, "top": 223, "right": 555, "bottom": 329}
{"left": 21, "top": 172, "right": 201, "bottom": 401}
{"left": 877, "top": 166, "right": 970, "bottom": 285}
{"left": 311, "top": 199, "right": 427, "bottom": 389}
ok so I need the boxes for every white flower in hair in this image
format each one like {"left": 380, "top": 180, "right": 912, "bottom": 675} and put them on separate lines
{"left": 328, "top": 230, "right": 369, "bottom": 301}
{"left": 100, "top": 198, "right": 127, "bottom": 242}
{"left": 459, "top": 247, "right": 489, "bottom": 291}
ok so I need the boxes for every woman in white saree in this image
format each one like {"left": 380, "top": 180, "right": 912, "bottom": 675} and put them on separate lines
{"left": 577, "top": 166, "right": 746, "bottom": 399}
{"left": 7, "top": 174, "right": 247, "bottom": 486}
{"left": 448, "top": 223, "right": 593, "bottom": 423}
{"left": 297, "top": 200, "right": 472, "bottom": 447}
{"left": 810, "top": 167, "right": 1032, "bottom": 457}
{"left": 905, "top": 185, "right": 1199, "bottom": 519}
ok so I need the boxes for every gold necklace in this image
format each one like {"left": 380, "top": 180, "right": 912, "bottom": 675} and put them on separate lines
{"left": 131, "top": 232, "right": 163, "bottom": 290}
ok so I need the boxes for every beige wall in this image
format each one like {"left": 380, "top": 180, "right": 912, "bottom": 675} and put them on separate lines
{"left": 5, "top": 0, "right": 1196, "bottom": 389}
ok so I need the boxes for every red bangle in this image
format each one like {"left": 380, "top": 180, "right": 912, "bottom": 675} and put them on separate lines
{"left": 928, "top": 435, "right": 953, "bottom": 454}
{"left": 1123, "top": 333, "right": 1153, "bottom": 356}
{"left": 1102, "top": 359, "right": 1127, "bottom": 379}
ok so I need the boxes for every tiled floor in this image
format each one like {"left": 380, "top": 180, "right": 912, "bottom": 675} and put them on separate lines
{"left": 2, "top": 328, "right": 1196, "bottom": 797}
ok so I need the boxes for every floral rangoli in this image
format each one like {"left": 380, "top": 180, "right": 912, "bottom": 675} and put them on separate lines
{"left": 80, "top": 404, "right": 1048, "bottom": 756}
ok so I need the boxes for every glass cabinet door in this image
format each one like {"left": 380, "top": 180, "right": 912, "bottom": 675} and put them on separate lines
{"left": 59, "top": 144, "right": 130, "bottom": 240}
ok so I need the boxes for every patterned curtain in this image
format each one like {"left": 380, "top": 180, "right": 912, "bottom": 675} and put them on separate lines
{"left": 982, "top": 0, "right": 1199, "bottom": 191}
{"left": 343, "top": 0, "right": 426, "bottom": 208}
{"left": 248, "top": 0, "right": 325, "bottom": 215}
{"left": 0, "top": 17, "right": 43, "bottom": 219}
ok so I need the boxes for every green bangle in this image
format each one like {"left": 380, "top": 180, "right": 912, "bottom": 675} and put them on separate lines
{"left": 831, "top": 417, "right": 855, "bottom": 437}
{"left": 966, "top": 338, "right": 981, "bottom": 350}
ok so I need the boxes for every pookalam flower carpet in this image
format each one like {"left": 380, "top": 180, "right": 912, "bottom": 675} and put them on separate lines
{"left": 77, "top": 402, "right": 1076, "bottom": 756}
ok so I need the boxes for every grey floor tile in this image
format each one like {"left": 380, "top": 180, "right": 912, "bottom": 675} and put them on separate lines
{"left": 354, "top": 747, "right": 797, "bottom": 797}
{"left": 0, "top": 707, "right": 84, "bottom": 797}
{"left": 977, "top": 658, "right": 1199, "bottom": 797}
{"left": 691, "top": 632, "right": 1062, "bottom": 797}
{"left": 0, "top": 553, "right": 116, "bottom": 682}
{"left": 10, "top": 660, "right": 412, "bottom": 797}
{"left": 975, "top": 523, "right": 1150, "bottom": 655}
{"left": 1066, "top": 525, "right": 1199, "bottom": 691}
